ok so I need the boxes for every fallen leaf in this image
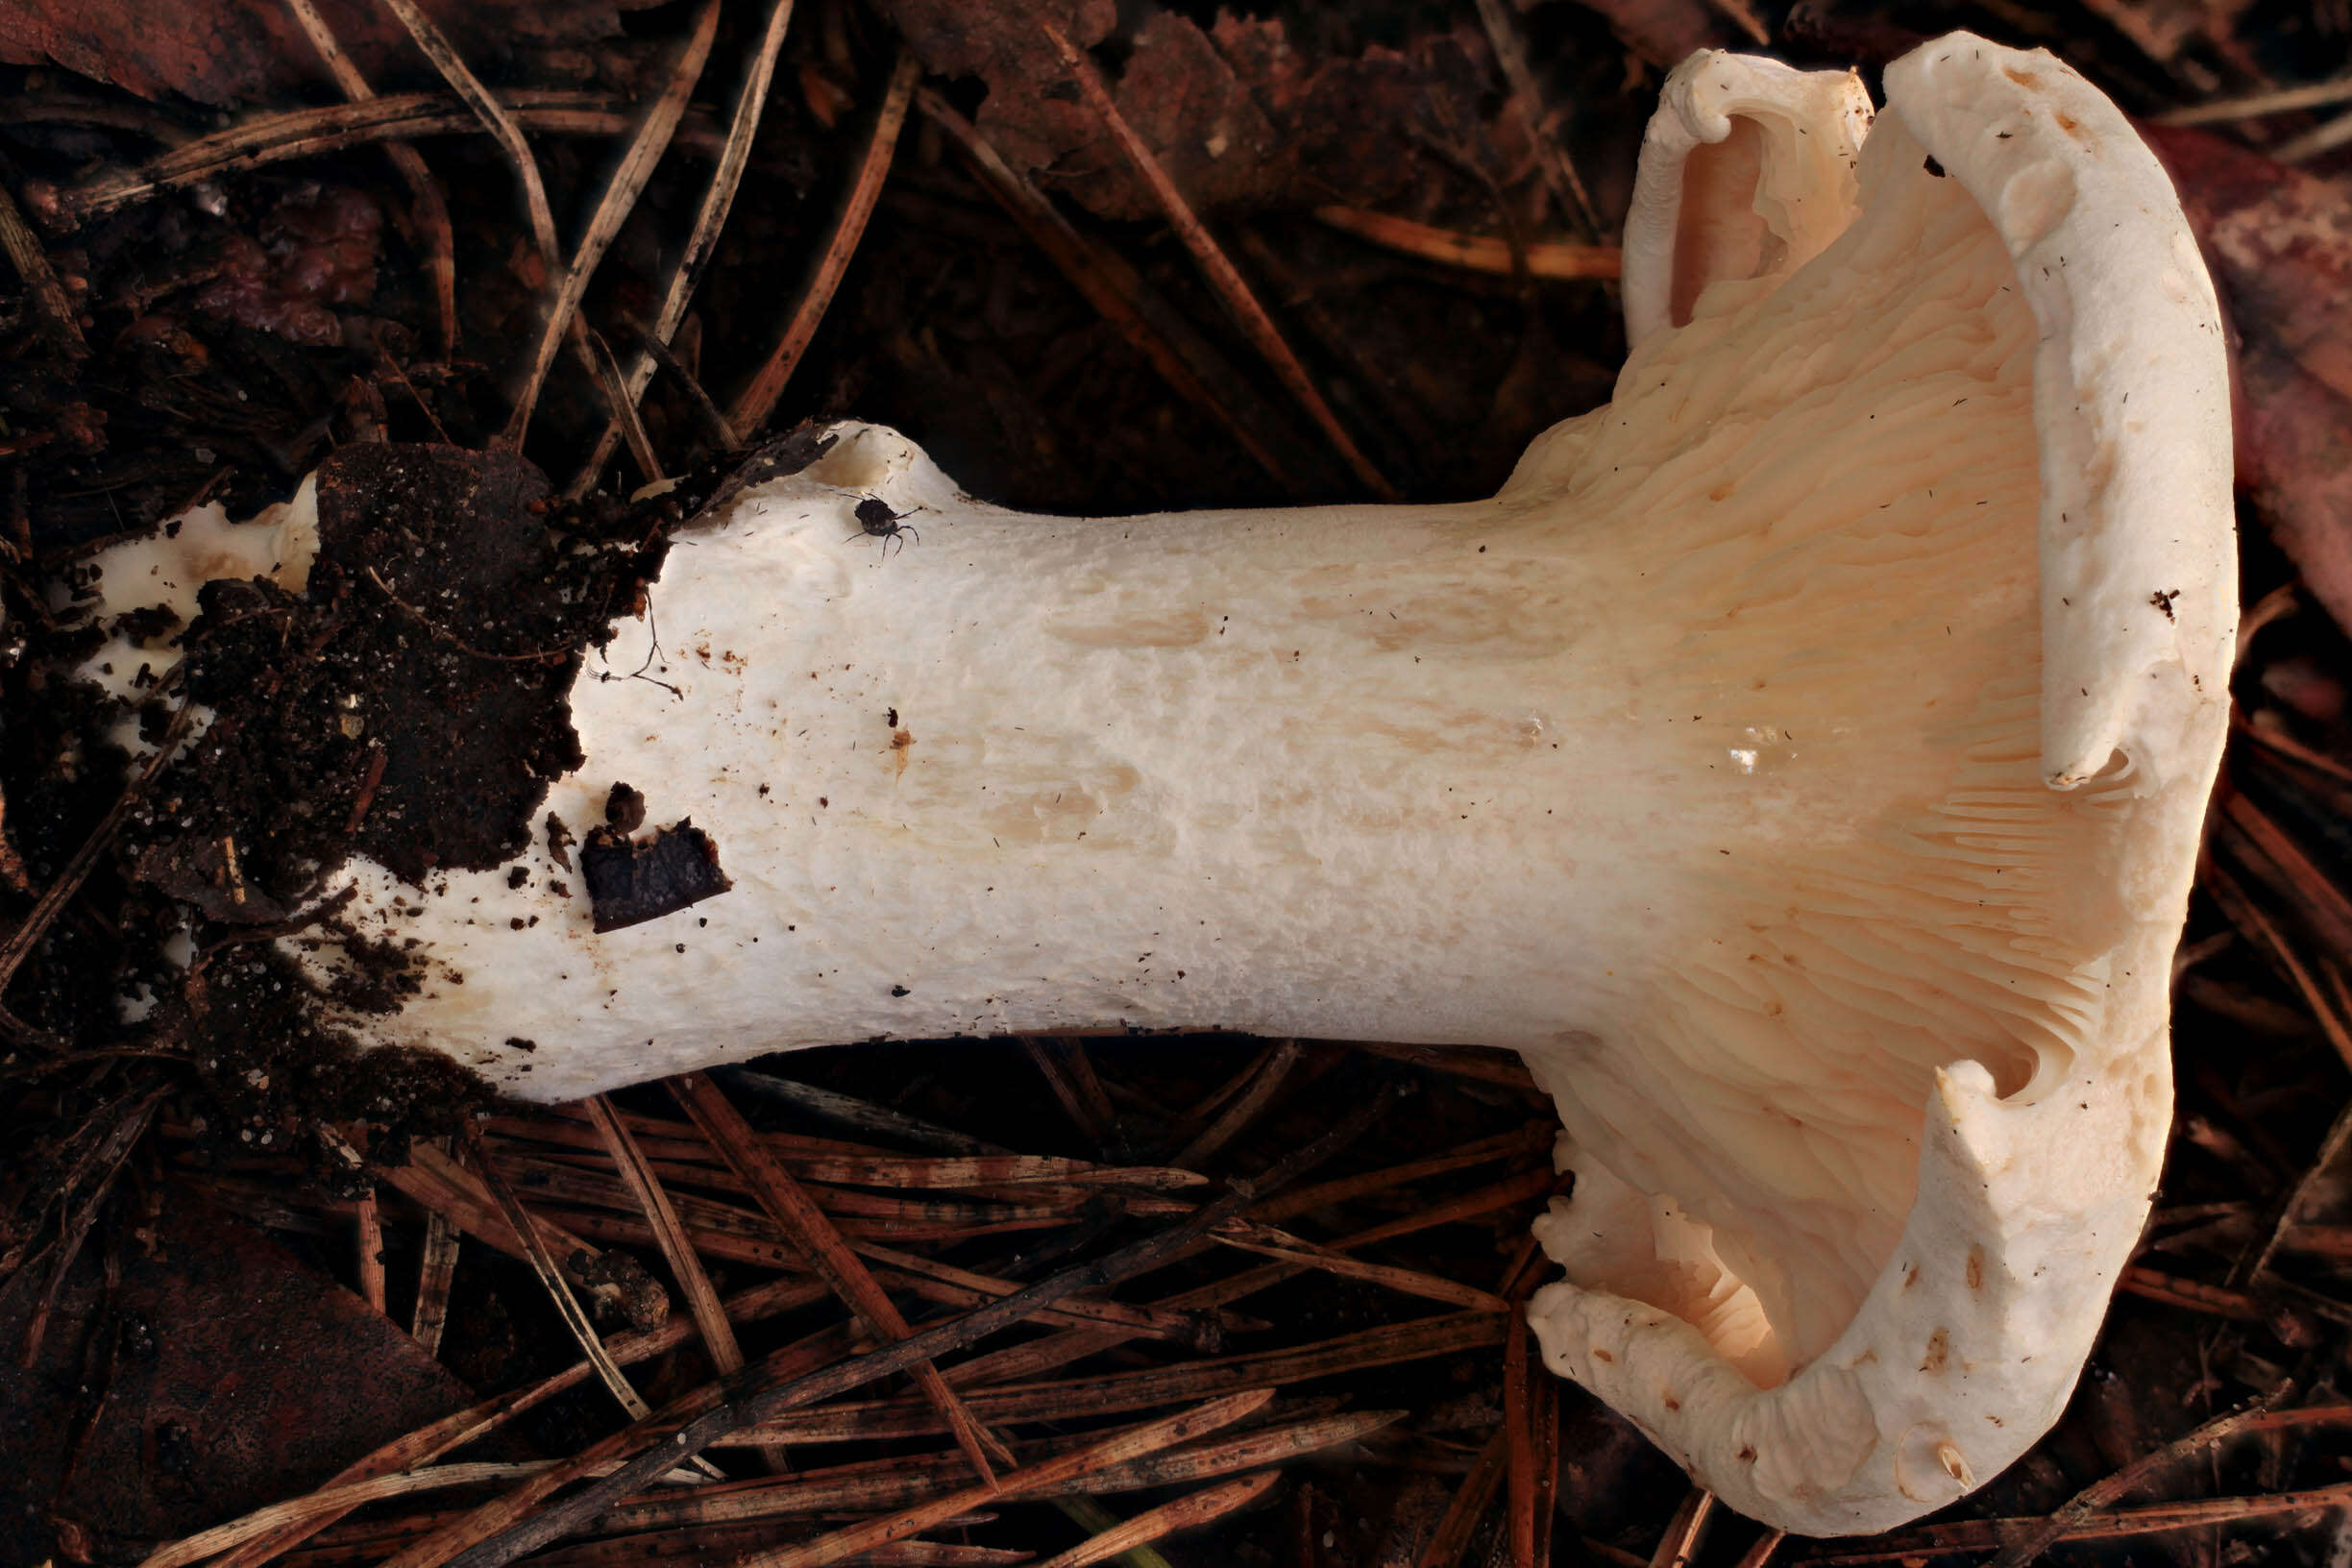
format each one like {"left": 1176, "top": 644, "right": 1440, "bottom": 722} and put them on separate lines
{"left": 0, "top": 0, "right": 650, "bottom": 108}
{"left": 2148, "top": 125, "right": 2352, "bottom": 640}
{"left": 873, "top": 1, "right": 1493, "bottom": 221}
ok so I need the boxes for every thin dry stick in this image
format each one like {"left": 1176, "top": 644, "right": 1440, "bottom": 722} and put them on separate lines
{"left": 404, "top": 1089, "right": 1398, "bottom": 1568}
{"left": 181, "top": 1277, "right": 831, "bottom": 1568}
{"left": 1313, "top": 207, "right": 1620, "bottom": 281}
{"left": 411, "top": 1202, "right": 461, "bottom": 1353}
{"left": 374, "top": 0, "right": 560, "bottom": 266}
{"left": 278, "top": 0, "right": 456, "bottom": 355}
{"left": 1984, "top": 1386, "right": 2296, "bottom": 1568}
{"left": 2239, "top": 1094, "right": 2352, "bottom": 1286}
{"left": 590, "top": 1409, "right": 1400, "bottom": 1535}
{"left": 583, "top": 331, "right": 665, "bottom": 484}
{"left": 584, "top": 1092, "right": 790, "bottom": 1474}
{"left": 1209, "top": 1220, "right": 1508, "bottom": 1313}
{"left": 1805, "top": 1482, "right": 2352, "bottom": 1563}
{"left": 583, "top": 1096, "right": 741, "bottom": 1374}
{"left": 706, "top": 1066, "right": 1014, "bottom": 1155}
{"left": 1731, "top": 1529, "right": 1786, "bottom": 1568}
{"left": 914, "top": 88, "right": 1310, "bottom": 498}
{"left": 1649, "top": 1489, "right": 1716, "bottom": 1568}
{"left": 1505, "top": 1315, "right": 1537, "bottom": 1567}
{"left": 2278, "top": 110, "right": 2352, "bottom": 164}
{"left": 734, "top": 1312, "right": 1504, "bottom": 1446}
{"left": 2158, "top": 74, "right": 2352, "bottom": 124}
{"left": 571, "top": 0, "right": 793, "bottom": 494}
{"left": 355, "top": 1183, "right": 387, "bottom": 1314}
{"left": 141, "top": 1463, "right": 553, "bottom": 1568}
{"left": 625, "top": 317, "right": 740, "bottom": 449}
{"left": 42, "top": 93, "right": 726, "bottom": 229}
{"left": 1041, "top": 24, "right": 1397, "bottom": 502}
{"left": 1023, "top": 1037, "right": 1115, "bottom": 1150}
{"left": 671, "top": 1071, "right": 1011, "bottom": 1482}
{"left": 1037, "top": 1472, "right": 1281, "bottom": 1568}
{"left": 502, "top": 0, "right": 721, "bottom": 451}
{"left": 466, "top": 1128, "right": 676, "bottom": 1437}
{"left": 0, "top": 699, "right": 192, "bottom": 1000}
{"left": 744, "top": 1392, "right": 1276, "bottom": 1568}
{"left": 728, "top": 50, "right": 919, "bottom": 437}
{"left": 0, "top": 179, "right": 85, "bottom": 355}
{"left": 2204, "top": 862, "right": 2352, "bottom": 1076}
{"left": 940, "top": 1164, "right": 1553, "bottom": 1393}
{"left": 19, "top": 1088, "right": 164, "bottom": 1364}
{"left": 1176, "top": 1040, "right": 1300, "bottom": 1167}
{"left": 1417, "top": 1428, "right": 1507, "bottom": 1568}
{"left": 1467, "top": 0, "right": 1606, "bottom": 235}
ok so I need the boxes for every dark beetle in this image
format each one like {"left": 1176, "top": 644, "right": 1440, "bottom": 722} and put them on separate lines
{"left": 848, "top": 496, "right": 920, "bottom": 559}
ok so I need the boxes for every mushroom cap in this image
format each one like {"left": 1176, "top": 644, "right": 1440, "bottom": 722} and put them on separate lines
{"left": 1525, "top": 32, "right": 2232, "bottom": 1534}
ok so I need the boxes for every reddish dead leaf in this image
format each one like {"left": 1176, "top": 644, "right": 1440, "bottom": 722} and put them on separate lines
{"left": 871, "top": 2, "right": 1491, "bottom": 222}
{"left": 2147, "top": 126, "right": 2352, "bottom": 641}
{"left": 0, "top": 0, "right": 648, "bottom": 108}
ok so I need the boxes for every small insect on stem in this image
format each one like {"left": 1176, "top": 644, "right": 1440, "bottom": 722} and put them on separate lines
{"left": 847, "top": 496, "right": 921, "bottom": 560}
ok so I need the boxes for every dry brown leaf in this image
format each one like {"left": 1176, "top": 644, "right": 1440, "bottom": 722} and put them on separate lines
{"left": 2148, "top": 126, "right": 2352, "bottom": 640}
{"left": 871, "top": 1, "right": 1489, "bottom": 221}
{"left": 0, "top": 0, "right": 649, "bottom": 108}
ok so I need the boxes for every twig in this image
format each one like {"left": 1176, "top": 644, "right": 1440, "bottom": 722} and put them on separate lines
{"left": 2238, "top": 1095, "right": 2352, "bottom": 1286}
{"left": 728, "top": 50, "right": 919, "bottom": 438}
{"left": 1038, "top": 1473, "right": 1282, "bottom": 1568}
{"left": 2158, "top": 74, "right": 2352, "bottom": 125}
{"left": 355, "top": 1181, "right": 387, "bottom": 1314}
{"left": 2276, "top": 110, "right": 2352, "bottom": 164}
{"left": 731, "top": 1312, "right": 1503, "bottom": 1447}
{"left": 0, "top": 179, "right": 85, "bottom": 355}
{"left": 1416, "top": 1428, "right": 1506, "bottom": 1568}
{"left": 38, "top": 93, "right": 728, "bottom": 229}
{"left": 713, "top": 1066, "right": 1013, "bottom": 1155}
{"left": 374, "top": 0, "right": 560, "bottom": 267}
{"left": 1041, "top": 24, "right": 1397, "bottom": 502}
{"left": 1210, "top": 1219, "right": 1508, "bottom": 1313}
{"left": 571, "top": 0, "right": 792, "bottom": 495}
{"left": 582, "top": 1098, "right": 741, "bottom": 1367}
{"left": 625, "top": 316, "right": 740, "bottom": 450}
{"left": 914, "top": 87, "right": 1311, "bottom": 498}
{"left": 279, "top": 0, "right": 456, "bottom": 355}
{"left": 1023, "top": 1036, "right": 1116, "bottom": 1150}
{"left": 1807, "top": 1482, "right": 2352, "bottom": 1563}
{"left": 182, "top": 1275, "right": 828, "bottom": 1568}
{"left": 1984, "top": 1386, "right": 2297, "bottom": 1567}
{"left": 411, "top": 1141, "right": 461, "bottom": 1354}
{"left": 671, "top": 1070, "right": 1012, "bottom": 1482}
{"left": 745, "top": 1392, "right": 1276, "bottom": 1568}
{"left": 1314, "top": 207, "right": 1620, "bottom": 282}
{"left": 588, "top": 1409, "right": 1401, "bottom": 1536}
{"left": 1649, "top": 1489, "right": 1716, "bottom": 1568}
{"left": 0, "top": 698, "right": 192, "bottom": 1002}
{"left": 1049, "top": 1497, "right": 1180, "bottom": 1568}
{"left": 583, "top": 330, "right": 665, "bottom": 485}
{"left": 403, "top": 1086, "right": 1399, "bottom": 1568}
{"left": 464, "top": 1126, "right": 681, "bottom": 1438}
{"left": 17, "top": 1087, "right": 164, "bottom": 1365}
{"left": 1176, "top": 1040, "right": 1299, "bottom": 1167}
{"left": 501, "top": 0, "right": 721, "bottom": 451}
{"left": 1732, "top": 1529, "right": 1786, "bottom": 1568}
{"left": 1467, "top": 0, "right": 1606, "bottom": 235}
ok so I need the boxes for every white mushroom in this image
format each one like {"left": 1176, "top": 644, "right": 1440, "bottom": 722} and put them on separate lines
{"left": 80, "top": 32, "right": 2231, "bottom": 1534}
